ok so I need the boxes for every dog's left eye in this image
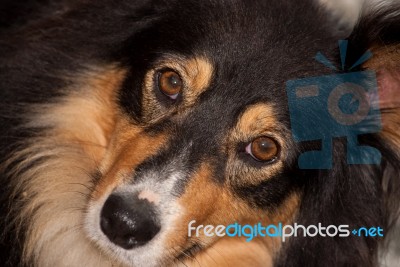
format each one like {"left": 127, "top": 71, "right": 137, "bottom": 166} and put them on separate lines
{"left": 246, "top": 136, "right": 279, "bottom": 162}
{"left": 157, "top": 70, "right": 183, "bottom": 99}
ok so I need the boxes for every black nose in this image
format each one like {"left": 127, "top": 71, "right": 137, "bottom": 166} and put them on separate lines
{"left": 100, "top": 193, "right": 161, "bottom": 250}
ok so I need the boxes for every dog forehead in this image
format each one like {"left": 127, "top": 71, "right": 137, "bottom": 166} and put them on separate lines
{"left": 134, "top": 0, "right": 335, "bottom": 57}
{"left": 135, "top": 6, "right": 338, "bottom": 101}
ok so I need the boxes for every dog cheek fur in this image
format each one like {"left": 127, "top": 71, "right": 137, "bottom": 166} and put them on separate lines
{"left": 1, "top": 66, "right": 127, "bottom": 266}
{"left": 0, "top": 1, "right": 162, "bottom": 264}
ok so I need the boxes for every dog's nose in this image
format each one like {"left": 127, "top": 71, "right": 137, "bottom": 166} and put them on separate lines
{"left": 100, "top": 193, "right": 160, "bottom": 249}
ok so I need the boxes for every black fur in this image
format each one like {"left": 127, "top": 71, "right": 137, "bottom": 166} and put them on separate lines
{"left": 1, "top": 0, "right": 399, "bottom": 266}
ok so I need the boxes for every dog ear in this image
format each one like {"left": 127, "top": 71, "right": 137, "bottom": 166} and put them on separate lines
{"left": 363, "top": 46, "right": 400, "bottom": 110}
{"left": 359, "top": 0, "right": 400, "bottom": 111}
{"left": 356, "top": 5, "right": 400, "bottom": 265}
{"left": 277, "top": 4, "right": 400, "bottom": 266}
{"left": 346, "top": 2, "right": 400, "bottom": 140}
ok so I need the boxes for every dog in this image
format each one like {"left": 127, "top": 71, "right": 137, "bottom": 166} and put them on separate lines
{"left": 0, "top": 0, "right": 399, "bottom": 266}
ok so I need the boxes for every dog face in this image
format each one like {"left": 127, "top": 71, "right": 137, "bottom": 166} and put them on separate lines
{"left": 1, "top": 0, "right": 400, "bottom": 267}
{"left": 86, "top": 7, "right": 297, "bottom": 266}
{"left": 81, "top": 1, "right": 341, "bottom": 266}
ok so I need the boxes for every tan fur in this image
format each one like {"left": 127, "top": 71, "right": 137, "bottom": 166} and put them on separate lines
{"left": 363, "top": 45, "right": 400, "bottom": 70}
{"left": 161, "top": 163, "right": 300, "bottom": 266}
{"left": 142, "top": 55, "right": 214, "bottom": 121}
{"left": 184, "top": 57, "right": 214, "bottom": 97}
{"left": 183, "top": 238, "right": 273, "bottom": 267}
{"left": 182, "top": 192, "right": 300, "bottom": 267}
{"left": 234, "top": 104, "right": 277, "bottom": 137}
{"left": 363, "top": 44, "right": 400, "bottom": 147}
{"left": 225, "top": 103, "right": 290, "bottom": 185}
{"left": 92, "top": 118, "right": 169, "bottom": 200}
{"left": 3, "top": 65, "right": 126, "bottom": 266}
{"left": 7, "top": 62, "right": 297, "bottom": 266}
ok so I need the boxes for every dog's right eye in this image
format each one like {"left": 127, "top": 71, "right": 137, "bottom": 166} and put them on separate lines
{"left": 157, "top": 70, "right": 183, "bottom": 100}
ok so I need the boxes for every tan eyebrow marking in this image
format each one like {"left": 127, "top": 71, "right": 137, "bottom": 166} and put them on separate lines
{"left": 233, "top": 103, "right": 277, "bottom": 140}
{"left": 184, "top": 57, "right": 214, "bottom": 97}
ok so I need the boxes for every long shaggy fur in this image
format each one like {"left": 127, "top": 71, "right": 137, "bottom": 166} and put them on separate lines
{"left": 0, "top": 0, "right": 399, "bottom": 266}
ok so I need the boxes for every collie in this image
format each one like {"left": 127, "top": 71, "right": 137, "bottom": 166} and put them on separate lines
{"left": 0, "top": 0, "right": 399, "bottom": 266}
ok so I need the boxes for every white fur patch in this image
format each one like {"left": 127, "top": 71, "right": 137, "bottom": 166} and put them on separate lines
{"left": 319, "top": 0, "right": 364, "bottom": 29}
{"left": 84, "top": 171, "right": 184, "bottom": 267}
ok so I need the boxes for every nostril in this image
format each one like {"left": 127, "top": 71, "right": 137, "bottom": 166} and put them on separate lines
{"left": 100, "top": 193, "right": 161, "bottom": 250}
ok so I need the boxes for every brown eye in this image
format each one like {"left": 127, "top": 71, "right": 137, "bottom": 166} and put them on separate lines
{"left": 246, "top": 136, "right": 279, "bottom": 162}
{"left": 158, "top": 70, "right": 182, "bottom": 99}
